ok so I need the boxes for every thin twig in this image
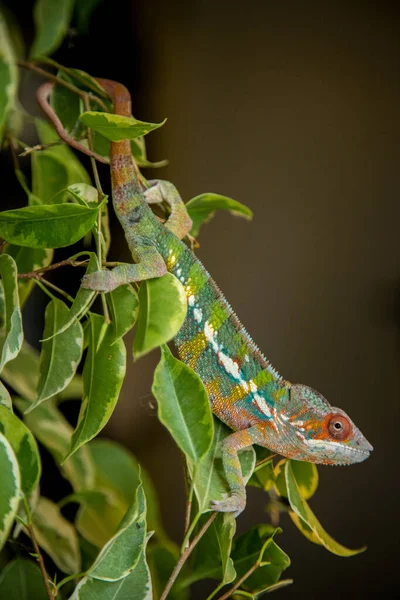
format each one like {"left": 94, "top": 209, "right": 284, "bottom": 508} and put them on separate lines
{"left": 19, "top": 136, "right": 87, "bottom": 157}
{"left": 216, "top": 558, "right": 261, "bottom": 600}
{"left": 25, "top": 523, "right": 54, "bottom": 600}
{"left": 254, "top": 453, "right": 278, "bottom": 471}
{"left": 17, "top": 60, "right": 109, "bottom": 111}
{"left": 36, "top": 57, "right": 111, "bottom": 100}
{"left": 18, "top": 258, "right": 89, "bottom": 279}
{"left": 34, "top": 277, "right": 74, "bottom": 303}
{"left": 160, "top": 512, "right": 218, "bottom": 600}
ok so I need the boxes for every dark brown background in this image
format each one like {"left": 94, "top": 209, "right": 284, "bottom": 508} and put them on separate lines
{"left": 3, "top": 0, "right": 400, "bottom": 597}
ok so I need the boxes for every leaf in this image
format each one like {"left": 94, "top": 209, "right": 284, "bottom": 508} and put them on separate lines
{"left": 0, "top": 380, "right": 12, "bottom": 410}
{"left": 30, "top": 0, "right": 75, "bottom": 58}
{"left": 42, "top": 254, "right": 99, "bottom": 343}
{"left": 284, "top": 460, "right": 365, "bottom": 556}
{"left": 0, "top": 559, "right": 48, "bottom": 600}
{"left": 31, "top": 151, "right": 70, "bottom": 203}
{"left": 188, "top": 419, "right": 255, "bottom": 513}
{"left": 133, "top": 273, "right": 187, "bottom": 359}
{"left": 106, "top": 284, "right": 139, "bottom": 340}
{"left": 71, "top": 539, "right": 153, "bottom": 600}
{"left": 50, "top": 72, "right": 85, "bottom": 136}
{"left": 0, "top": 405, "right": 41, "bottom": 496}
{"left": 65, "top": 183, "right": 100, "bottom": 206}
{"left": 231, "top": 526, "right": 290, "bottom": 594}
{"left": 76, "top": 439, "right": 165, "bottom": 547}
{"left": 248, "top": 448, "right": 275, "bottom": 491}
{"left": 0, "top": 254, "right": 23, "bottom": 372}
{"left": 186, "top": 193, "right": 253, "bottom": 237}
{"left": 287, "top": 460, "right": 318, "bottom": 500}
{"left": 32, "top": 118, "right": 91, "bottom": 203}
{"left": 0, "top": 340, "right": 40, "bottom": 402}
{"left": 186, "top": 512, "right": 236, "bottom": 586}
{"left": 67, "top": 313, "right": 126, "bottom": 459}
{"left": 79, "top": 111, "right": 166, "bottom": 141}
{"left": 88, "top": 483, "right": 147, "bottom": 581}
{"left": 15, "top": 397, "right": 94, "bottom": 492}
{"left": 5, "top": 244, "right": 53, "bottom": 307}
{"left": 0, "top": 10, "right": 18, "bottom": 146}
{"left": 0, "top": 432, "right": 20, "bottom": 550}
{"left": 152, "top": 344, "right": 213, "bottom": 463}
{"left": 32, "top": 496, "right": 81, "bottom": 574}
{"left": 27, "top": 298, "right": 83, "bottom": 410}
{"left": 0, "top": 202, "right": 104, "bottom": 249}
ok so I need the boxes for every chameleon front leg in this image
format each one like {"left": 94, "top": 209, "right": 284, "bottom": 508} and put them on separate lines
{"left": 211, "top": 426, "right": 265, "bottom": 516}
{"left": 82, "top": 246, "right": 167, "bottom": 292}
{"left": 144, "top": 180, "right": 192, "bottom": 240}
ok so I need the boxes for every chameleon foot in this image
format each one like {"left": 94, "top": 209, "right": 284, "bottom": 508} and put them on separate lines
{"left": 210, "top": 493, "right": 246, "bottom": 517}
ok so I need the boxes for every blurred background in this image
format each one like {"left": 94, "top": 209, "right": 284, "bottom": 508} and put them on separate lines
{"left": 2, "top": 0, "right": 400, "bottom": 597}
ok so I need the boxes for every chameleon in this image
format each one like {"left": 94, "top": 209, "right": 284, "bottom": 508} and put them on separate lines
{"left": 37, "top": 79, "right": 373, "bottom": 515}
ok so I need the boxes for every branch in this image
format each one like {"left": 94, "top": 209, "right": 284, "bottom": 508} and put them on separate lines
{"left": 160, "top": 512, "right": 218, "bottom": 600}
{"left": 17, "top": 258, "right": 89, "bottom": 279}
{"left": 216, "top": 558, "right": 260, "bottom": 600}
{"left": 25, "top": 522, "right": 55, "bottom": 600}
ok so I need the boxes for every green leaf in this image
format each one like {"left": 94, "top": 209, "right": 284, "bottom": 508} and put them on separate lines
{"left": 27, "top": 298, "right": 83, "bottom": 410}
{"left": 188, "top": 419, "right": 255, "bottom": 513}
{"left": 75, "top": 0, "right": 105, "bottom": 33}
{"left": 187, "top": 512, "right": 236, "bottom": 586}
{"left": 287, "top": 460, "right": 318, "bottom": 500}
{"left": 33, "top": 118, "right": 91, "bottom": 200}
{"left": 0, "top": 340, "right": 40, "bottom": 402}
{"left": 0, "top": 405, "right": 40, "bottom": 496}
{"left": 148, "top": 540, "right": 189, "bottom": 600}
{"left": 186, "top": 193, "right": 253, "bottom": 237}
{"left": 133, "top": 273, "right": 187, "bottom": 359}
{"left": 284, "top": 460, "right": 365, "bottom": 556}
{"left": 71, "top": 539, "right": 153, "bottom": 600}
{"left": 42, "top": 254, "right": 99, "bottom": 342}
{"left": 248, "top": 448, "right": 275, "bottom": 491}
{"left": 30, "top": 0, "right": 75, "bottom": 58}
{"left": 231, "top": 526, "right": 290, "bottom": 595}
{"left": 88, "top": 483, "right": 147, "bottom": 581}
{"left": 106, "top": 284, "right": 139, "bottom": 340}
{"left": 5, "top": 245, "right": 53, "bottom": 307}
{"left": 0, "top": 380, "right": 12, "bottom": 410}
{"left": 0, "top": 559, "right": 48, "bottom": 600}
{"left": 32, "top": 496, "right": 81, "bottom": 574}
{"left": 0, "top": 11, "right": 18, "bottom": 146}
{"left": 31, "top": 151, "right": 70, "bottom": 203}
{"left": 0, "top": 432, "right": 20, "bottom": 550}
{"left": 76, "top": 439, "right": 165, "bottom": 547}
{"left": 0, "top": 202, "right": 104, "bottom": 249}
{"left": 50, "top": 73, "right": 85, "bottom": 136}
{"left": 67, "top": 313, "right": 126, "bottom": 459}
{"left": 65, "top": 183, "right": 100, "bottom": 207}
{"left": 79, "top": 111, "right": 166, "bottom": 141}
{"left": 16, "top": 397, "right": 94, "bottom": 492}
{"left": 152, "top": 344, "right": 213, "bottom": 463}
{"left": 0, "top": 254, "right": 23, "bottom": 372}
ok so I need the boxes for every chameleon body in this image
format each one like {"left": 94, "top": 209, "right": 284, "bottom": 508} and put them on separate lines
{"left": 39, "top": 80, "right": 373, "bottom": 515}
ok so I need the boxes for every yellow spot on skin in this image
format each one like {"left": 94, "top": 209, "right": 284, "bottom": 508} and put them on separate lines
{"left": 177, "top": 331, "right": 207, "bottom": 367}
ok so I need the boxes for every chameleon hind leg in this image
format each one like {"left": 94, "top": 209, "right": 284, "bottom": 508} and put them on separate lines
{"left": 145, "top": 180, "right": 192, "bottom": 240}
{"left": 82, "top": 246, "right": 167, "bottom": 292}
{"left": 211, "top": 426, "right": 265, "bottom": 516}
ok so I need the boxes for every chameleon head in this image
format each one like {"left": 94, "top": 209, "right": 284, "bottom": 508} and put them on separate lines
{"left": 278, "top": 383, "right": 373, "bottom": 465}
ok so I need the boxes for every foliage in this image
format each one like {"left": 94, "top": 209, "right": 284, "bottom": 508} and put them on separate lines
{"left": 0, "top": 3, "right": 366, "bottom": 599}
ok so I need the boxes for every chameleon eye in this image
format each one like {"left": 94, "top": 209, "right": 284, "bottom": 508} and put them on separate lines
{"left": 327, "top": 414, "right": 352, "bottom": 440}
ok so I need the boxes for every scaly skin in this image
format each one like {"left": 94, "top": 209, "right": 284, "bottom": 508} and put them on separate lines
{"left": 38, "top": 79, "right": 373, "bottom": 515}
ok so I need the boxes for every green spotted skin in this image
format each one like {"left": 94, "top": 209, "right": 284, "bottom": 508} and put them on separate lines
{"left": 154, "top": 229, "right": 287, "bottom": 431}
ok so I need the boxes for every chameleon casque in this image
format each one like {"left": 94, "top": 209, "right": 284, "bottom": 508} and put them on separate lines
{"left": 38, "top": 79, "right": 373, "bottom": 515}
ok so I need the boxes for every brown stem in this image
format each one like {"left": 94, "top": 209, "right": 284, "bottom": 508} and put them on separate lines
{"left": 17, "top": 258, "right": 89, "bottom": 279}
{"left": 18, "top": 136, "right": 88, "bottom": 157}
{"left": 36, "top": 82, "right": 109, "bottom": 164}
{"left": 216, "top": 558, "right": 260, "bottom": 600}
{"left": 254, "top": 453, "right": 278, "bottom": 471}
{"left": 25, "top": 523, "right": 54, "bottom": 600}
{"left": 17, "top": 60, "right": 109, "bottom": 111}
{"left": 160, "top": 512, "right": 218, "bottom": 600}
